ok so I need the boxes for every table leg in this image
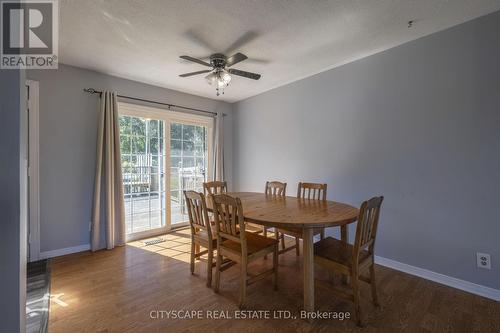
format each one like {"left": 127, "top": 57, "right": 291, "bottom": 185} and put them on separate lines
{"left": 303, "top": 228, "right": 314, "bottom": 315}
{"left": 341, "top": 224, "right": 348, "bottom": 242}
{"left": 340, "top": 225, "right": 349, "bottom": 284}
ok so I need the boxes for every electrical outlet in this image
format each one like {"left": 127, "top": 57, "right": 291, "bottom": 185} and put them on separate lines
{"left": 476, "top": 252, "right": 491, "bottom": 270}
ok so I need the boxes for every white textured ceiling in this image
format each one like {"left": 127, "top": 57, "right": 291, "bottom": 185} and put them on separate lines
{"left": 60, "top": 0, "right": 500, "bottom": 102}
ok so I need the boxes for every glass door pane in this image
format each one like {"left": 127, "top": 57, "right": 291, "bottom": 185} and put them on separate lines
{"left": 120, "top": 115, "right": 166, "bottom": 235}
{"left": 170, "top": 122, "right": 209, "bottom": 225}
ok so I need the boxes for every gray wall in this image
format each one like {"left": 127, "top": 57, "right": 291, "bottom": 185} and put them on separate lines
{"left": 27, "top": 64, "right": 233, "bottom": 253}
{"left": 0, "top": 68, "right": 25, "bottom": 332}
{"left": 232, "top": 11, "right": 500, "bottom": 289}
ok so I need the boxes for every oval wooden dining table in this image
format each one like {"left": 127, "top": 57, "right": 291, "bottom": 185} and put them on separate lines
{"left": 223, "top": 192, "right": 359, "bottom": 313}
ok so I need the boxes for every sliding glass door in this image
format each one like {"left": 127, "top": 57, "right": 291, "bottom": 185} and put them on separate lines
{"left": 170, "top": 123, "right": 209, "bottom": 225}
{"left": 119, "top": 103, "right": 213, "bottom": 240}
{"left": 120, "top": 116, "right": 166, "bottom": 236}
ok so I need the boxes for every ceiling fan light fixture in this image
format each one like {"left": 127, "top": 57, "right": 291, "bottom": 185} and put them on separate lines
{"left": 206, "top": 69, "right": 231, "bottom": 96}
{"left": 205, "top": 72, "right": 217, "bottom": 85}
{"left": 220, "top": 69, "right": 231, "bottom": 85}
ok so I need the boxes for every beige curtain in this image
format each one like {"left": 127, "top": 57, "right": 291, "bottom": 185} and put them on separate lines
{"left": 91, "top": 91, "right": 126, "bottom": 251}
{"left": 212, "top": 112, "right": 224, "bottom": 181}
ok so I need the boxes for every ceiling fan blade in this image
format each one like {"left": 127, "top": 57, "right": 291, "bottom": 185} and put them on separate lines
{"left": 225, "top": 31, "right": 259, "bottom": 54}
{"left": 184, "top": 29, "right": 217, "bottom": 53}
{"left": 179, "top": 70, "right": 212, "bottom": 77}
{"left": 226, "top": 53, "right": 248, "bottom": 67}
{"left": 228, "top": 68, "right": 261, "bottom": 80}
{"left": 179, "top": 55, "right": 212, "bottom": 67}
{"left": 245, "top": 58, "right": 270, "bottom": 65}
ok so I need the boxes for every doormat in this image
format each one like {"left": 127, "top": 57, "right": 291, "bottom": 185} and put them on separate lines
{"left": 143, "top": 238, "right": 166, "bottom": 246}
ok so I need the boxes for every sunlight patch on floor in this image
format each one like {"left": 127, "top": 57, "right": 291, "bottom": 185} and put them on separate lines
{"left": 127, "top": 228, "right": 193, "bottom": 263}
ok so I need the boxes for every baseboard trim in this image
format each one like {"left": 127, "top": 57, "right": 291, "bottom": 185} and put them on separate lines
{"left": 39, "top": 244, "right": 90, "bottom": 259}
{"left": 375, "top": 256, "right": 500, "bottom": 302}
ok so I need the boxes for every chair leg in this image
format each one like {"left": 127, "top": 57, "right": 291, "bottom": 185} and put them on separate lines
{"left": 280, "top": 233, "right": 286, "bottom": 251}
{"left": 295, "top": 237, "right": 300, "bottom": 256}
{"left": 273, "top": 245, "right": 278, "bottom": 291}
{"left": 273, "top": 231, "right": 280, "bottom": 258}
{"left": 214, "top": 252, "right": 222, "bottom": 293}
{"left": 370, "top": 264, "right": 379, "bottom": 306}
{"left": 320, "top": 229, "right": 325, "bottom": 240}
{"left": 206, "top": 247, "right": 213, "bottom": 288}
{"left": 239, "top": 258, "right": 247, "bottom": 308}
{"left": 195, "top": 244, "right": 201, "bottom": 261}
{"left": 352, "top": 273, "right": 363, "bottom": 327}
{"left": 190, "top": 239, "right": 195, "bottom": 274}
{"left": 264, "top": 228, "right": 269, "bottom": 259}
{"left": 341, "top": 226, "right": 349, "bottom": 285}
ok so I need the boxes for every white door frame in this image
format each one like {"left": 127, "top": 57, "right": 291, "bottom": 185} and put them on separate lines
{"left": 26, "top": 80, "right": 40, "bottom": 262}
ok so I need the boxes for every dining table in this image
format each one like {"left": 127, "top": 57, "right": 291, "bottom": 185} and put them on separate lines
{"left": 223, "top": 192, "right": 359, "bottom": 313}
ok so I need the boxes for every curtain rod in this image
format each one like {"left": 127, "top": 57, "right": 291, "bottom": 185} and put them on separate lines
{"left": 83, "top": 88, "right": 220, "bottom": 117}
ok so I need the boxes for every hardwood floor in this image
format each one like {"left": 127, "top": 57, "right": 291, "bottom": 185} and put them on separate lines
{"left": 49, "top": 228, "right": 500, "bottom": 332}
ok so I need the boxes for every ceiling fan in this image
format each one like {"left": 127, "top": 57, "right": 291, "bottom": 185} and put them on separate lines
{"left": 179, "top": 52, "right": 261, "bottom": 96}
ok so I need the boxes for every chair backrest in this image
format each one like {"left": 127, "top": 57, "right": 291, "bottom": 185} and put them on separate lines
{"left": 184, "top": 190, "right": 212, "bottom": 239}
{"left": 353, "top": 196, "right": 384, "bottom": 258}
{"left": 210, "top": 193, "right": 246, "bottom": 246}
{"left": 297, "top": 182, "right": 327, "bottom": 200}
{"left": 203, "top": 181, "right": 227, "bottom": 195}
{"left": 265, "top": 181, "right": 287, "bottom": 196}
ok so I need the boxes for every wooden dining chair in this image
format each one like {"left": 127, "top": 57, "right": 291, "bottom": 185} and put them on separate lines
{"left": 203, "top": 181, "right": 227, "bottom": 195}
{"left": 314, "top": 196, "right": 384, "bottom": 326}
{"left": 263, "top": 181, "right": 287, "bottom": 238}
{"left": 265, "top": 181, "right": 287, "bottom": 197}
{"left": 184, "top": 190, "right": 216, "bottom": 288}
{"left": 297, "top": 182, "right": 327, "bottom": 200}
{"left": 275, "top": 182, "right": 327, "bottom": 255}
{"left": 211, "top": 193, "right": 279, "bottom": 308}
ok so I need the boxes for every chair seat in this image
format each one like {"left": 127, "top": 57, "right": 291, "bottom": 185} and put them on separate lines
{"left": 221, "top": 232, "right": 278, "bottom": 254}
{"left": 314, "top": 237, "right": 370, "bottom": 268}
{"left": 245, "top": 222, "right": 264, "bottom": 233}
{"left": 193, "top": 230, "right": 217, "bottom": 246}
{"left": 277, "top": 226, "right": 323, "bottom": 238}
